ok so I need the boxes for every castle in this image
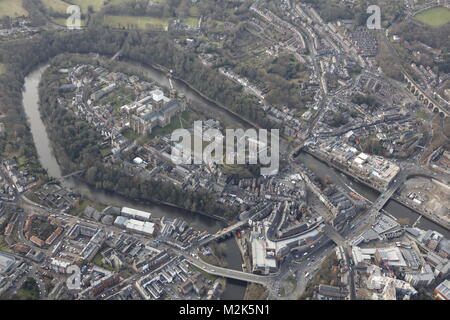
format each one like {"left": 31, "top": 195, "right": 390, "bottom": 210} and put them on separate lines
{"left": 123, "top": 89, "right": 186, "bottom": 136}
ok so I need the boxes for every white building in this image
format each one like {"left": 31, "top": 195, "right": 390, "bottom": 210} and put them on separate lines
{"left": 121, "top": 207, "right": 152, "bottom": 221}
{"left": 50, "top": 258, "right": 71, "bottom": 274}
{"left": 250, "top": 232, "right": 277, "bottom": 275}
{"left": 125, "top": 219, "right": 156, "bottom": 236}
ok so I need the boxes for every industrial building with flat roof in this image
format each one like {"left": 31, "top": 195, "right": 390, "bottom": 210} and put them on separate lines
{"left": 250, "top": 233, "right": 277, "bottom": 275}
{"left": 114, "top": 216, "right": 156, "bottom": 236}
{"left": 0, "top": 251, "right": 16, "bottom": 275}
{"left": 121, "top": 207, "right": 152, "bottom": 221}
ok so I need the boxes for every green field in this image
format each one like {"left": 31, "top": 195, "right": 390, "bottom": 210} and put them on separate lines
{"left": 183, "top": 17, "right": 199, "bottom": 28}
{"left": 52, "top": 17, "right": 87, "bottom": 27}
{"left": 0, "top": 64, "right": 6, "bottom": 75}
{"left": 0, "top": 236, "right": 12, "bottom": 253}
{"left": 414, "top": 7, "right": 450, "bottom": 27}
{"left": 68, "top": 0, "right": 139, "bottom": 13}
{"left": 67, "top": 199, "right": 105, "bottom": 216}
{"left": 0, "top": 0, "right": 28, "bottom": 18}
{"left": 42, "top": 0, "right": 129, "bottom": 14}
{"left": 189, "top": 5, "right": 199, "bottom": 17}
{"left": 103, "top": 15, "right": 169, "bottom": 30}
{"left": 93, "top": 252, "right": 116, "bottom": 271}
{"left": 68, "top": 0, "right": 105, "bottom": 12}
{"left": 41, "top": 0, "right": 70, "bottom": 13}
{"left": 416, "top": 110, "right": 430, "bottom": 120}
{"left": 149, "top": 110, "right": 192, "bottom": 139}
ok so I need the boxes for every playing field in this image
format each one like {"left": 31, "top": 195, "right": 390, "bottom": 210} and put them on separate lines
{"left": 0, "top": 0, "right": 28, "bottom": 18}
{"left": 414, "top": 7, "right": 450, "bottom": 27}
{"left": 103, "top": 15, "right": 169, "bottom": 30}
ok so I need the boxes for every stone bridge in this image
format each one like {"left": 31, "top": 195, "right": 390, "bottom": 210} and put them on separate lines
{"left": 404, "top": 73, "right": 449, "bottom": 118}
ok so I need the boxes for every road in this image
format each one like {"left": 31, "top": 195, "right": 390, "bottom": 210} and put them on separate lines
{"left": 183, "top": 254, "right": 277, "bottom": 286}
{"left": 270, "top": 236, "right": 335, "bottom": 299}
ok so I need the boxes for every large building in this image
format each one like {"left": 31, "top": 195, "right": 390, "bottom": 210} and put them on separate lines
{"left": 375, "top": 247, "right": 407, "bottom": 268}
{"left": 434, "top": 279, "right": 450, "bottom": 300}
{"left": 114, "top": 216, "right": 156, "bottom": 236}
{"left": 316, "top": 284, "right": 349, "bottom": 300}
{"left": 250, "top": 232, "right": 277, "bottom": 275}
{"left": 127, "top": 89, "right": 185, "bottom": 136}
{"left": 90, "top": 83, "right": 117, "bottom": 102}
{"left": 0, "top": 251, "right": 16, "bottom": 275}
{"left": 120, "top": 207, "right": 152, "bottom": 221}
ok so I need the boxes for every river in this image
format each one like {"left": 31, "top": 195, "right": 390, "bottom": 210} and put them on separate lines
{"left": 23, "top": 65, "right": 62, "bottom": 179}
{"left": 151, "top": 60, "right": 449, "bottom": 237}
{"left": 22, "top": 58, "right": 448, "bottom": 301}
{"left": 297, "top": 152, "right": 450, "bottom": 238}
{"left": 22, "top": 62, "right": 247, "bottom": 300}
{"left": 124, "top": 59, "right": 252, "bottom": 130}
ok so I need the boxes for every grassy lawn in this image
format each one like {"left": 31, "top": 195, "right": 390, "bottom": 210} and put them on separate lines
{"left": 0, "top": 0, "right": 28, "bottom": 18}
{"left": 46, "top": 0, "right": 147, "bottom": 13}
{"left": 444, "top": 117, "right": 450, "bottom": 137}
{"left": 183, "top": 17, "right": 199, "bottom": 28}
{"left": 41, "top": 0, "right": 70, "bottom": 13}
{"left": 189, "top": 5, "right": 199, "bottom": 17}
{"left": 149, "top": 110, "right": 191, "bottom": 139}
{"left": 41, "top": 0, "right": 88, "bottom": 26}
{"left": 244, "top": 283, "right": 268, "bottom": 300}
{"left": 92, "top": 252, "right": 115, "bottom": 271}
{"left": 421, "top": 115, "right": 447, "bottom": 163}
{"left": 287, "top": 275, "right": 297, "bottom": 290}
{"left": 103, "top": 15, "right": 169, "bottom": 30}
{"left": 52, "top": 17, "right": 87, "bottom": 27}
{"left": 0, "top": 236, "right": 12, "bottom": 253}
{"left": 416, "top": 110, "right": 430, "bottom": 120}
{"left": 67, "top": 199, "right": 106, "bottom": 216}
{"left": 0, "top": 63, "right": 6, "bottom": 75}
{"left": 14, "top": 278, "right": 39, "bottom": 300}
{"left": 414, "top": 7, "right": 450, "bottom": 27}
{"left": 100, "top": 146, "right": 111, "bottom": 157}
{"left": 69, "top": 0, "right": 105, "bottom": 12}
{"left": 190, "top": 265, "right": 220, "bottom": 282}
{"left": 24, "top": 191, "right": 47, "bottom": 207}
{"left": 121, "top": 127, "right": 139, "bottom": 141}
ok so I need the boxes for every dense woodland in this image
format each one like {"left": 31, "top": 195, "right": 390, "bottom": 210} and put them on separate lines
{"left": 392, "top": 21, "right": 450, "bottom": 75}
{"left": 103, "top": 0, "right": 191, "bottom": 18}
